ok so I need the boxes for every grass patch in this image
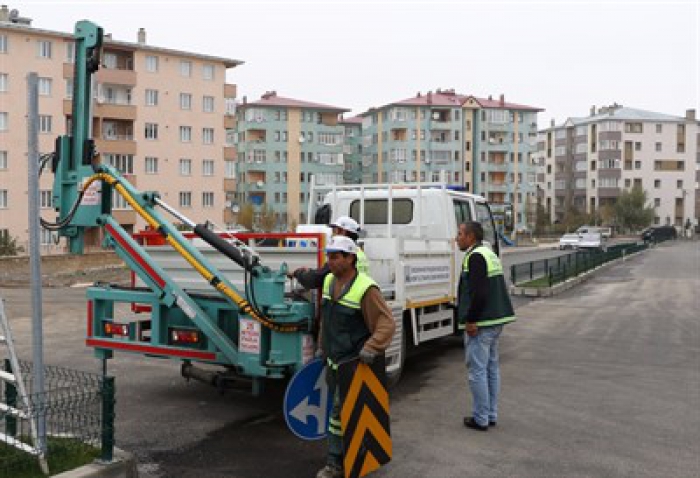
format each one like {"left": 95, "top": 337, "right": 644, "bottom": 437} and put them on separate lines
{"left": 0, "top": 436, "right": 100, "bottom": 478}
{"left": 516, "top": 276, "right": 551, "bottom": 288}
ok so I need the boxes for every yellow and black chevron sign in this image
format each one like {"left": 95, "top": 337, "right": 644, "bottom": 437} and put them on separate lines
{"left": 338, "top": 356, "right": 392, "bottom": 478}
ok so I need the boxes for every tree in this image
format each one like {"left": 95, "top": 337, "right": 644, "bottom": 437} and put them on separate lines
{"left": 259, "top": 204, "right": 277, "bottom": 232}
{"left": 0, "top": 233, "right": 18, "bottom": 257}
{"left": 613, "top": 186, "right": 655, "bottom": 232}
{"left": 238, "top": 203, "right": 255, "bottom": 231}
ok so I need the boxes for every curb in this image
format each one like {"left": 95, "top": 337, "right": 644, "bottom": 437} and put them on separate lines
{"left": 53, "top": 448, "right": 138, "bottom": 478}
{"left": 511, "top": 249, "right": 646, "bottom": 298}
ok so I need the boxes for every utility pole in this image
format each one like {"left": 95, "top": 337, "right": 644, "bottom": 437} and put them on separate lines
{"left": 27, "top": 72, "right": 47, "bottom": 452}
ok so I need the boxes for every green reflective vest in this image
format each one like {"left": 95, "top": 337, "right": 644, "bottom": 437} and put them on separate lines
{"left": 321, "top": 272, "right": 377, "bottom": 364}
{"left": 356, "top": 248, "right": 370, "bottom": 275}
{"left": 457, "top": 245, "right": 516, "bottom": 328}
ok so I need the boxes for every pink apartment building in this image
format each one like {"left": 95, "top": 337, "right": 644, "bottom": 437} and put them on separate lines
{"left": 0, "top": 8, "right": 241, "bottom": 253}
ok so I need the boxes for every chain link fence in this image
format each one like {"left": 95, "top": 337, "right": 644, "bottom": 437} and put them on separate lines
{"left": 1, "top": 360, "right": 114, "bottom": 478}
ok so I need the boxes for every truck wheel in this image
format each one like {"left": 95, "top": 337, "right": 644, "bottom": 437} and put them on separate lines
{"left": 386, "top": 325, "right": 407, "bottom": 389}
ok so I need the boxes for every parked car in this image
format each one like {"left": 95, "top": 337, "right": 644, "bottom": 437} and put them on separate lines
{"left": 559, "top": 228, "right": 607, "bottom": 250}
{"left": 641, "top": 225, "right": 677, "bottom": 243}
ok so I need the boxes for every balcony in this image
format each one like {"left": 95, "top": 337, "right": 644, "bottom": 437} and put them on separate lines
{"left": 224, "top": 84, "right": 237, "bottom": 98}
{"left": 487, "top": 183, "right": 508, "bottom": 192}
{"left": 224, "top": 147, "right": 236, "bottom": 160}
{"left": 224, "top": 116, "right": 236, "bottom": 129}
{"left": 223, "top": 178, "right": 236, "bottom": 192}
{"left": 96, "top": 138, "right": 136, "bottom": 156}
{"left": 96, "top": 68, "right": 137, "bottom": 86}
{"left": 487, "top": 162, "right": 508, "bottom": 172}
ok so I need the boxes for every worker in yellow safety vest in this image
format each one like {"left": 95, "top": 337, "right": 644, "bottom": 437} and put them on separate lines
{"left": 290, "top": 216, "right": 370, "bottom": 288}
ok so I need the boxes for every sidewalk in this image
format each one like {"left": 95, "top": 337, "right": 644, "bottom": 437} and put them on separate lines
{"left": 501, "top": 242, "right": 558, "bottom": 255}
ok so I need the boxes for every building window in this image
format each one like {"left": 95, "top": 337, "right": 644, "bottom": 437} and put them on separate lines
{"left": 65, "top": 78, "right": 73, "bottom": 98}
{"left": 180, "top": 61, "right": 192, "bottom": 77}
{"left": 179, "top": 158, "right": 192, "bottom": 176}
{"left": 224, "top": 160, "right": 235, "bottom": 178}
{"left": 145, "top": 123, "right": 158, "bottom": 140}
{"left": 145, "top": 55, "right": 159, "bottom": 72}
{"left": 677, "top": 180, "right": 683, "bottom": 189}
{"left": 635, "top": 141, "right": 641, "bottom": 151}
{"left": 0, "top": 150, "right": 7, "bottom": 169}
{"left": 202, "top": 159, "right": 214, "bottom": 176}
{"left": 180, "top": 126, "right": 192, "bottom": 142}
{"left": 38, "top": 77, "right": 52, "bottom": 96}
{"left": 202, "top": 96, "right": 215, "bottom": 113}
{"left": 38, "top": 115, "right": 52, "bottom": 133}
{"left": 37, "top": 40, "right": 52, "bottom": 59}
{"left": 105, "top": 154, "right": 134, "bottom": 174}
{"left": 654, "top": 198, "right": 661, "bottom": 207}
{"left": 0, "top": 73, "right": 7, "bottom": 92}
{"left": 40, "top": 190, "right": 53, "bottom": 209}
{"left": 40, "top": 228, "right": 59, "bottom": 245}
{"left": 0, "top": 189, "right": 6, "bottom": 208}
{"left": 202, "top": 64, "right": 215, "bottom": 80}
{"left": 202, "top": 128, "right": 214, "bottom": 144}
{"left": 65, "top": 42, "right": 75, "bottom": 63}
{"left": 655, "top": 124, "right": 662, "bottom": 133}
{"left": 179, "top": 192, "right": 192, "bottom": 208}
{"left": 202, "top": 191, "right": 214, "bottom": 207}
{"left": 634, "top": 160, "right": 641, "bottom": 169}
{"left": 0, "top": 112, "right": 8, "bottom": 131}
{"left": 0, "top": 35, "right": 7, "bottom": 53}
{"left": 655, "top": 142, "right": 662, "bottom": 152}
{"left": 180, "top": 93, "right": 192, "bottom": 110}
{"left": 145, "top": 89, "right": 158, "bottom": 106}
{"left": 145, "top": 156, "right": 158, "bottom": 174}
{"left": 654, "top": 179, "right": 661, "bottom": 188}
{"left": 624, "top": 178, "right": 631, "bottom": 188}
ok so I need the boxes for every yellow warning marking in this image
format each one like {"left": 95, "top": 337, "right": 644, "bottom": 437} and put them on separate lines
{"left": 343, "top": 406, "right": 392, "bottom": 474}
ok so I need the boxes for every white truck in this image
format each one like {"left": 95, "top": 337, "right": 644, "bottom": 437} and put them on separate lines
{"left": 135, "top": 180, "right": 501, "bottom": 386}
{"left": 559, "top": 226, "right": 608, "bottom": 251}
{"left": 300, "top": 180, "right": 501, "bottom": 384}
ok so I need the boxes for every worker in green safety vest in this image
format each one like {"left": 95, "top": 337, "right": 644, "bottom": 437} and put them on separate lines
{"left": 290, "top": 216, "right": 370, "bottom": 288}
{"left": 315, "top": 235, "right": 395, "bottom": 478}
{"left": 455, "top": 221, "right": 516, "bottom": 432}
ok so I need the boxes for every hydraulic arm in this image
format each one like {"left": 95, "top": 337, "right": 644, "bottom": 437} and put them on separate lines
{"left": 44, "top": 20, "right": 315, "bottom": 387}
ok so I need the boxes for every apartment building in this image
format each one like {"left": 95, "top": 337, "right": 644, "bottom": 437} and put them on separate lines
{"left": 0, "top": 9, "right": 241, "bottom": 252}
{"left": 539, "top": 105, "right": 699, "bottom": 228}
{"left": 234, "top": 92, "right": 349, "bottom": 228}
{"left": 340, "top": 116, "right": 363, "bottom": 185}
{"left": 360, "top": 89, "right": 542, "bottom": 229}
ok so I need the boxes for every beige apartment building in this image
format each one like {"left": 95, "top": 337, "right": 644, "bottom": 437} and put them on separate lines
{"left": 0, "top": 8, "right": 241, "bottom": 253}
{"left": 539, "top": 104, "right": 699, "bottom": 229}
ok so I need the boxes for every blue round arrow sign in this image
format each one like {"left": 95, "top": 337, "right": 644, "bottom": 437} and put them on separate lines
{"left": 283, "top": 358, "right": 333, "bottom": 440}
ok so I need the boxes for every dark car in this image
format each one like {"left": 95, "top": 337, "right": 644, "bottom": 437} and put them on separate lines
{"left": 641, "top": 225, "right": 677, "bottom": 242}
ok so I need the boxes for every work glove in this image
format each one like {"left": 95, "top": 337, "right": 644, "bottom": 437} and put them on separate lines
{"left": 359, "top": 348, "right": 376, "bottom": 364}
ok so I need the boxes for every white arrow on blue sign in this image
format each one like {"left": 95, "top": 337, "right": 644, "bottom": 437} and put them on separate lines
{"left": 283, "top": 358, "right": 333, "bottom": 440}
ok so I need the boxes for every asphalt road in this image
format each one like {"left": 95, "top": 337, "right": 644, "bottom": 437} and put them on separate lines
{"left": 1, "top": 241, "right": 698, "bottom": 477}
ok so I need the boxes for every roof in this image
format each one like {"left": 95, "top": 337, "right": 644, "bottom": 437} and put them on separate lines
{"left": 240, "top": 93, "right": 350, "bottom": 112}
{"left": 0, "top": 21, "right": 243, "bottom": 68}
{"left": 547, "top": 106, "right": 689, "bottom": 130}
{"left": 362, "top": 90, "right": 542, "bottom": 114}
{"left": 468, "top": 96, "right": 543, "bottom": 112}
{"left": 340, "top": 116, "right": 363, "bottom": 125}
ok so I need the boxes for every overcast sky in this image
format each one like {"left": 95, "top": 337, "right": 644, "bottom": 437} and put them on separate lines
{"left": 12, "top": 0, "right": 700, "bottom": 124}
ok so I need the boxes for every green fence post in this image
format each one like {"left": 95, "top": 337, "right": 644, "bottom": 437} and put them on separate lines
{"left": 100, "top": 376, "right": 115, "bottom": 462}
{"left": 511, "top": 264, "right": 516, "bottom": 286}
{"left": 4, "top": 359, "right": 17, "bottom": 437}
{"left": 529, "top": 261, "right": 534, "bottom": 280}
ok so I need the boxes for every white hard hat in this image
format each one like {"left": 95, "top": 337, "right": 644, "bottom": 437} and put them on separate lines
{"left": 330, "top": 216, "right": 360, "bottom": 234}
{"left": 325, "top": 235, "right": 358, "bottom": 255}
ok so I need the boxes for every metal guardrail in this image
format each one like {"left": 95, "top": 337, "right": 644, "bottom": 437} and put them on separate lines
{"left": 1, "top": 360, "right": 115, "bottom": 477}
{"left": 511, "top": 242, "right": 649, "bottom": 288}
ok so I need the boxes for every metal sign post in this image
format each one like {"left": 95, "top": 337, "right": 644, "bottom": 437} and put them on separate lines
{"left": 27, "top": 72, "right": 47, "bottom": 453}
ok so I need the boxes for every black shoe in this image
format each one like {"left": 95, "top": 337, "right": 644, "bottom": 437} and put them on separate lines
{"left": 463, "top": 417, "right": 488, "bottom": 431}
{"left": 489, "top": 421, "right": 497, "bottom": 427}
